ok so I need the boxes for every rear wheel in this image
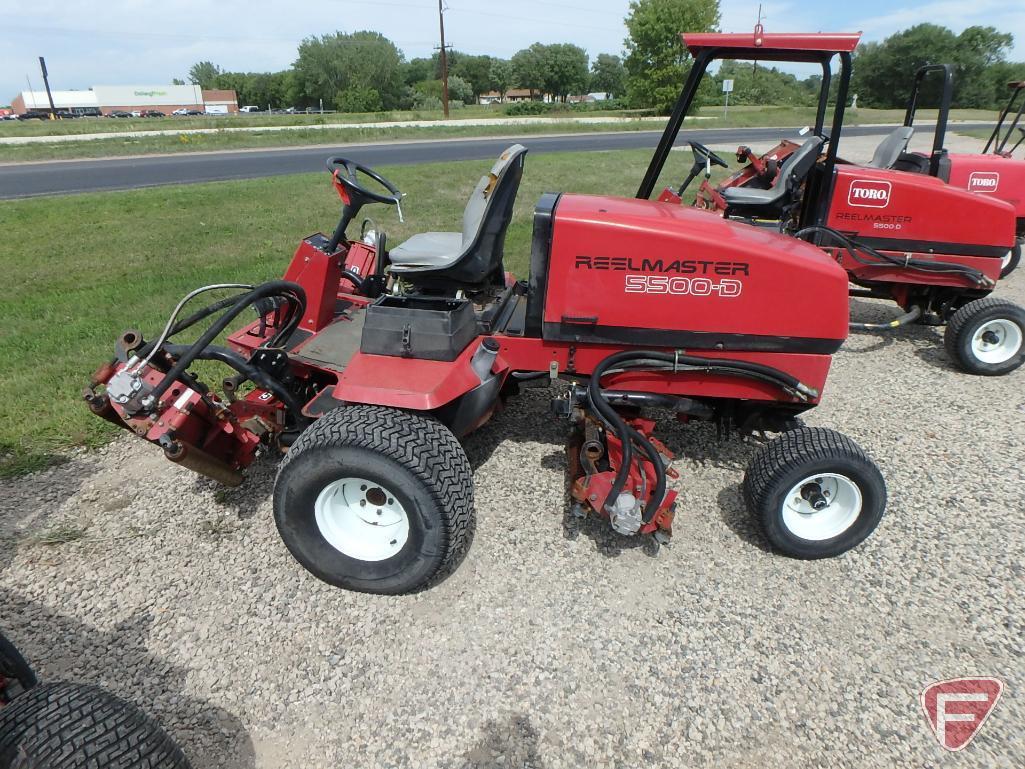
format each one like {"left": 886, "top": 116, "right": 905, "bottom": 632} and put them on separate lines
{"left": 273, "top": 405, "right": 474, "bottom": 594}
{"left": 944, "top": 297, "right": 1025, "bottom": 375}
{"left": 1000, "top": 240, "right": 1020, "bottom": 279}
{"left": 743, "top": 427, "right": 886, "bottom": 559}
{"left": 0, "top": 681, "right": 189, "bottom": 768}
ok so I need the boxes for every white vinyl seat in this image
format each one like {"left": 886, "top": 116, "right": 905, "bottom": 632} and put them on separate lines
{"left": 388, "top": 145, "right": 527, "bottom": 285}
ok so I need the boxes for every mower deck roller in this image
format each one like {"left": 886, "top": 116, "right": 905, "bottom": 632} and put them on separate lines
{"left": 86, "top": 145, "right": 888, "bottom": 594}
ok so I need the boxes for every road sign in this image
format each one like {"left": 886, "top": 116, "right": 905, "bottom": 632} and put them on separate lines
{"left": 722, "top": 79, "right": 734, "bottom": 93}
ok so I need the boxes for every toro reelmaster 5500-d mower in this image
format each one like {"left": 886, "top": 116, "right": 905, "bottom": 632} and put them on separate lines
{"left": 84, "top": 148, "right": 887, "bottom": 594}
{"left": 648, "top": 30, "right": 1025, "bottom": 376}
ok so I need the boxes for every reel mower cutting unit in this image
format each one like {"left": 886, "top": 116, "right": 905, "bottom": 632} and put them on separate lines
{"left": 85, "top": 148, "right": 888, "bottom": 594}
{"left": 647, "top": 29, "right": 1025, "bottom": 376}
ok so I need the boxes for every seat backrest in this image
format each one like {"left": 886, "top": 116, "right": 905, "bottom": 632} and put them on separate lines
{"left": 777, "top": 137, "right": 824, "bottom": 193}
{"left": 867, "top": 126, "right": 914, "bottom": 168}
{"left": 416, "top": 144, "right": 527, "bottom": 287}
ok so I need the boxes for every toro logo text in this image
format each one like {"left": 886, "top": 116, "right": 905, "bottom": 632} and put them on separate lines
{"left": 967, "top": 172, "right": 1000, "bottom": 193}
{"left": 848, "top": 179, "right": 891, "bottom": 208}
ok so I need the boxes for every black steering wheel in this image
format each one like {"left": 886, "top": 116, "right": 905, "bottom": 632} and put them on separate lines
{"left": 326, "top": 157, "right": 402, "bottom": 206}
{"left": 688, "top": 141, "right": 730, "bottom": 169}
{"left": 323, "top": 157, "right": 403, "bottom": 253}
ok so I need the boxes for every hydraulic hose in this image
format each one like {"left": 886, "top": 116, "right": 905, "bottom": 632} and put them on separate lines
{"left": 163, "top": 344, "right": 308, "bottom": 421}
{"left": 795, "top": 225, "right": 994, "bottom": 289}
{"left": 146, "top": 281, "right": 306, "bottom": 407}
{"left": 849, "top": 305, "right": 923, "bottom": 331}
{"left": 587, "top": 349, "right": 820, "bottom": 525}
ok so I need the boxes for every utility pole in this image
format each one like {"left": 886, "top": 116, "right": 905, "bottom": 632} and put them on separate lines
{"left": 38, "top": 56, "right": 57, "bottom": 117}
{"left": 438, "top": 0, "right": 450, "bottom": 118}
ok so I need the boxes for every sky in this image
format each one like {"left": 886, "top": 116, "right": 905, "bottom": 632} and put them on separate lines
{"left": 2, "top": 0, "right": 1024, "bottom": 100}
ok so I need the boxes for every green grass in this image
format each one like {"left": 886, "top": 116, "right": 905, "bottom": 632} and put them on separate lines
{"left": 0, "top": 106, "right": 999, "bottom": 164}
{"left": 0, "top": 147, "right": 696, "bottom": 476}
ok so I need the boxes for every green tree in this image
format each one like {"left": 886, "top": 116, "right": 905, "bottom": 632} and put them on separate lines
{"left": 293, "top": 30, "right": 404, "bottom": 110}
{"left": 541, "top": 44, "right": 590, "bottom": 101}
{"left": 188, "top": 61, "right": 222, "bottom": 89}
{"left": 852, "top": 24, "right": 1014, "bottom": 109}
{"left": 171, "top": 78, "right": 186, "bottom": 86}
{"left": 623, "top": 0, "right": 720, "bottom": 112}
{"left": 714, "top": 60, "right": 816, "bottom": 107}
{"left": 511, "top": 44, "right": 548, "bottom": 99}
{"left": 590, "top": 53, "right": 626, "bottom": 98}
{"left": 490, "top": 59, "right": 513, "bottom": 99}
{"left": 337, "top": 85, "right": 383, "bottom": 113}
{"left": 452, "top": 54, "right": 494, "bottom": 100}
{"left": 403, "top": 57, "right": 434, "bottom": 87}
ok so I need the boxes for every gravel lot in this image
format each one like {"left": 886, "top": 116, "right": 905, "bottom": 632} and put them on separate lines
{"left": 2, "top": 164, "right": 1023, "bottom": 766}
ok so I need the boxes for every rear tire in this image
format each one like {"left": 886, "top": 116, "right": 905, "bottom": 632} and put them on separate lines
{"left": 0, "top": 681, "right": 189, "bottom": 769}
{"left": 273, "top": 405, "right": 474, "bottom": 594}
{"left": 1000, "top": 240, "right": 1020, "bottom": 279}
{"left": 743, "top": 427, "right": 886, "bottom": 559}
{"left": 944, "top": 297, "right": 1025, "bottom": 375}
{"left": 0, "top": 633, "right": 37, "bottom": 703}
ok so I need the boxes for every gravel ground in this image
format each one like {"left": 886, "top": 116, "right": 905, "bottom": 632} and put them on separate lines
{"left": 2, "top": 169, "right": 1023, "bottom": 766}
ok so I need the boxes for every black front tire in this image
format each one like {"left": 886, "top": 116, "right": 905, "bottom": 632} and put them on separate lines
{"left": 944, "top": 297, "right": 1025, "bottom": 375}
{"left": 273, "top": 405, "right": 475, "bottom": 594}
{"left": 743, "top": 427, "right": 886, "bottom": 559}
{"left": 0, "top": 682, "right": 190, "bottom": 769}
{"left": 0, "top": 633, "right": 37, "bottom": 702}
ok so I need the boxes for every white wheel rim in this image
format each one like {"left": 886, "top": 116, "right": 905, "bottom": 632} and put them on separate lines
{"left": 781, "top": 473, "right": 862, "bottom": 541}
{"left": 1002, "top": 249, "right": 1013, "bottom": 271}
{"left": 971, "top": 318, "right": 1023, "bottom": 364}
{"left": 314, "top": 477, "right": 409, "bottom": 561}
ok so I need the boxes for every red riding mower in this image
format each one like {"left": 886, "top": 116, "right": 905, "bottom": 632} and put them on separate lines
{"left": 84, "top": 147, "right": 887, "bottom": 594}
{"left": 648, "top": 31, "right": 1025, "bottom": 376}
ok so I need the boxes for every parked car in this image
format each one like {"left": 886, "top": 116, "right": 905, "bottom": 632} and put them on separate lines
{"left": 107, "top": 110, "right": 132, "bottom": 118}
{"left": 239, "top": 105, "right": 261, "bottom": 113}
{"left": 17, "top": 110, "right": 50, "bottom": 120}
{"left": 140, "top": 109, "right": 166, "bottom": 118}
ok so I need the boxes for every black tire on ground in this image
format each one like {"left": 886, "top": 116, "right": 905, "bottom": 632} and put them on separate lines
{"left": 273, "top": 405, "right": 475, "bottom": 594}
{"left": 0, "top": 681, "right": 190, "bottom": 769}
{"left": 743, "top": 427, "right": 887, "bottom": 559}
{"left": 0, "top": 633, "right": 37, "bottom": 696}
{"left": 1000, "top": 240, "right": 1021, "bottom": 279}
{"left": 944, "top": 297, "right": 1025, "bottom": 375}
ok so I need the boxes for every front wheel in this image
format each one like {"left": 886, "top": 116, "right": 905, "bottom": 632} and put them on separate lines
{"left": 1000, "top": 240, "right": 1020, "bottom": 279}
{"left": 944, "top": 297, "right": 1025, "bottom": 375}
{"left": 273, "top": 405, "right": 474, "bottom": 594}
{"left": 743, "top": 427, "right": 887, "bottom": 559}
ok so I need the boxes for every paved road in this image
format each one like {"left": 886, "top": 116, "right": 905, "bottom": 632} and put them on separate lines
{"left": 0, "top": 124, "right": 988, "bottom": 199}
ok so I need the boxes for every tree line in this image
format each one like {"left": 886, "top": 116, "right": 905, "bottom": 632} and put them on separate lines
{"left": 183, "top": 0, "right": 1023, "bottom": 114}
{"left": 187, "top": 35, "right": 627, "bottom": 112}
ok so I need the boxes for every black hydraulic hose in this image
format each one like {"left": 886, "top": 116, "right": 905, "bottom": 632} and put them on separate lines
{"left": 625, "top": 423, "right": 666, "bottom": 524}
{"left": 588, "top": 349, "right": 819, "bottom": 525}
{"left": 795, "top": 225, "right": 994, "bottom": 288}
{"left": 588, "top": 352, "right": 640, "bottom": 518}
{"left": 340, "top": 269, "right": 365, "bottom": 290}
{"left": 850, "top": 305, "right": 923, "bottom": 331}
{"left": 147, "top": 281, "right": 306, "bottom": 406}
{"left": 163, "top": 344, "right": 308, "bottom": 421}
{"left": 136, "top": 287, "right": 306, "bottom": 360}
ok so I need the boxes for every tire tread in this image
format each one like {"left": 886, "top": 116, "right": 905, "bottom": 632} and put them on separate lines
{"left": 276, "top": 405, "right": 474, "bottom": 591}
